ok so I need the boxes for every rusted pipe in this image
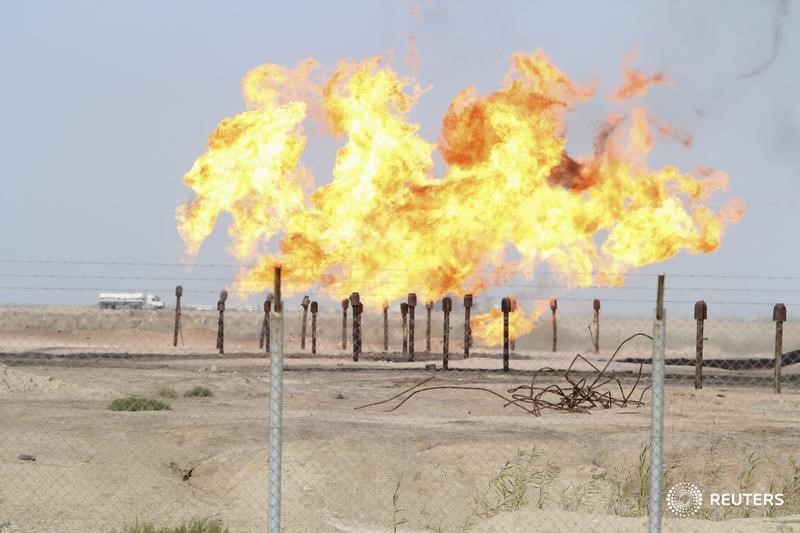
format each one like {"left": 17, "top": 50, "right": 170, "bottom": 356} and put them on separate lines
{"left": 383, "top": 303, "right": 389, "bottom": 352}
{"left": 774, "top": 303, "right": 786, "bottom": 394}
{"left": 593, "top": 299, "right": 601, "bottom": 353}
{"left": 173, "top": 285, "right": 182, "bottom": 348}
{"left": 408, "top": 293, "right": 417, "bottom": 361}
{"left": 216, "top": 289, "right": 228, "bottom": 354}
{"left": 442, "top": 297, "right": 452, "bottom": 370}
{"left": 350, "top": 293, "right": 361, "bottom": 361}
{"left": 502, "top": 297, "right": 512, "bottom": 372}
{"left": 426, "top": 301, "right": 433, "bottom": 352}
{"left": 464, "top": 294, "right": 473, "bottom": 358}
{"left": 310, "top": 301, "right": 318, "bottom": 355}
{"left": 694, "top": 300, "right": 707, "bottom": 389}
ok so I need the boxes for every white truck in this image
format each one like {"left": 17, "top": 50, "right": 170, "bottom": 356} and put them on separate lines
{"left": 98, "top": 292, "right": 165, "bottom": 310}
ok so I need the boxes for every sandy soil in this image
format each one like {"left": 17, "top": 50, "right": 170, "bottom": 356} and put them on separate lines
{"left": 1, "top": 351, "right": 800, "bottom": 532}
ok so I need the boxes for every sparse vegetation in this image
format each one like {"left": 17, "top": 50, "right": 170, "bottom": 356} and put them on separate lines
{"left": 391, "top": 473, "right": 408, "bottom": 532}
{"left": 447, "top": 442, "right": 800, "bottom": 530}
{"left": 108, "top": 397, "right": 171, "bottom": 412}
{"left": 112, "top": 517, "right": 228, "bottom": 533}
{"left": 462, "top": 447, "right": 560, "bottom": 529}
{"left": 184, "top": 386, "right": 214, "bottom": 398}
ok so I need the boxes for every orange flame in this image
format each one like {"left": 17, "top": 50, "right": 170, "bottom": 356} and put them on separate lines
{"left": 472, "top": 299, "right": 550, "bottom": 346}
{"left": 176, "top": 51, "right": 744, "bottom": 307}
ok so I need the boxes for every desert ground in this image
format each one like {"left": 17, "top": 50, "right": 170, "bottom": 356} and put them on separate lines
{"left": 1, "top": 307, "right": 799, "bottom": 532}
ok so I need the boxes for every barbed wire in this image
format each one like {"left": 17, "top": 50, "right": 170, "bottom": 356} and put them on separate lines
{"left": 0, "top": 273, "right": 797, "bottom": 294}
{"left": 0, "top": 286, "right": 795, "bottom": 307}
{"left": 3, "top": 259, "right": 800, "bottom": 281}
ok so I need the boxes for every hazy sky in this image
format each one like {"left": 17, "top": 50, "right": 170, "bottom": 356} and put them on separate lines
{"left": 1, "top": 0, "right": 798, "bottom": 315}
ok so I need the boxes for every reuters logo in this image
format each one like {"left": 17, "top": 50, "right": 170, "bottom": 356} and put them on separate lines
{"left": 666, "top": 482, "right": 703, "bottom": 517}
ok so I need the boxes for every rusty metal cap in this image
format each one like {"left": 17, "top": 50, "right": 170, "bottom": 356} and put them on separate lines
{"left": 593, "top": 298, "right": 600, "bottom": 311}
{"left": 463, "top": 294, "right": 473, "bottom": 307}
{"left": 550, "top": 298, "right": 557, "bottom": 311}
{"left": 341, "top": 299, "right": 349, "bottom": 309}
{"left": 501, "top": 297, "right": 512, "bottom": 313}
{"left": 175, "top": 285, "right": 183, "bottom": 297}
{"left": 301, "top": 295, "right": 310, "bottom": 308}
{"left": 442, "top": 297, "right": 452, "bottom": 312}
{"left": 219, "top": 289, "right": 228, "bottom": 302}
{"left": 400, "top": 302, "right": 408, "bottom": 315}
{"left": 264, "top": 300, "right": 272, "bottom": 313}
{"left": 310, "top": 301, "right": 318, "bottom": 313}
{"left": 694, "top": 300, "right": 707, "bottom": 320}
{"left": 426, "top": 301, "right": 433, "bottom": 310}
{"left": 774, "top": 303, "right": 787, "bottom": 322}
{"left": 349, "top": 292, "right": 360, "bottom": 306}
{"left": 407, "top": 293, "right": 417, "bottom": 306}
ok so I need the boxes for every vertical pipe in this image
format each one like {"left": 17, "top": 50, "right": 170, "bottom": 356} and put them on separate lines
{"left": 268, "top": 266, "right": 283, "bottom": 533}
{"left": 408, "top": 293, "right": 417, "bottom": 361}
{"left": 383, "top": 303, "right": 389, "bottom": 352}
{"left": 354, "top": 303, "right": 363, "bottom": 360}
{"left": 300, "top": 296, "right": 310, "bottom": 350}
{"left": 217, "top": 289, "right": 228, "bottom": 355}
{"left": 401, "top": 303, "right": 409, "bottom": 356}
{"left": 173, "top": 285, "right": 182, "bottom": 347}
{"left": 593, "top": 299, "right": 601, "bottom": 353}
{"left": 442, "top": 297, "right": 452, "bottom": 370}
{"left": 463, "top": 294, "right": 473, "bottom": 358}
{"left": 341, "top": 299, "right": 349, "bottom": 351}
{"left": 648, "top": 274, "right": 666, "bottom": 533}
{"left": 550, "top": 298, "right": 557, "bottom": 352}
{"left": 310, "top": 301, "right": 318, "bottom": 355}
{"left": 502, "top": 297, "right": 511, "bottom": 372}
{"left": 426, "top": 301, "right": 433, "bottom": 352}
{"left": 263, "top": 299, "right": 272, "bottom": 354}
{"left": 773, "top": 303, "right": 786, "bottom": 394}
{"left": 694, "top": 300, "right": 707, "bottom": 389}
{"left": 350, "top": 292, "right": 361, "bottom": 362}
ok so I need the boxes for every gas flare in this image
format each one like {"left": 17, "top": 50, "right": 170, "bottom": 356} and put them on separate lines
{"left": 176, "top": 51, "right": 743, "bottom": 307}
{"left": 472, "top": 299, "right": 550, "bottom": 346}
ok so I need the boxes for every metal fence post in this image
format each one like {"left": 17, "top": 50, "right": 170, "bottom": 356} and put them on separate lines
{"left": 773, "top": 303, "right": 786, "bottom": 394}
{"left": 173, "top": 285, "right": 182, "bottom": 347}
{"left": 408, "top": 293, "right": 417, "bottom": 361}
{"left": 442, "top": 297, "right": 452, "bottom": 370}
{"left": 268, "top": 267, "right": 284, "bottom": 532}
{"left": 502, "top": 297, "right": 511, "bottom": 372}
{"left": 463, "top": 294, "right": 473, "bottom": 358}
{"left": 694, "top": 300, "right": 707, "bottom": 389}
{"left": 593, "top": 298, "right": 601, "bottom": 353}
{"left": 648, "top": 275, "right": 666, "bottom": 533}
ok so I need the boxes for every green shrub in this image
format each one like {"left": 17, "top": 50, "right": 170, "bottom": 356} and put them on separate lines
{"left": 184, "top": 386, "right": 214, "bottom": 398}
{"left": 108, "top": 397, "right": 171, "bottom": 412}
{"left": 115, "top": 517, "right": 229, "bottom": 533}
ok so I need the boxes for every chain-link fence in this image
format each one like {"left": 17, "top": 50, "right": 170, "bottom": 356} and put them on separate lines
{"left": 2, "top": 267, "right": 800, "bottom": 532}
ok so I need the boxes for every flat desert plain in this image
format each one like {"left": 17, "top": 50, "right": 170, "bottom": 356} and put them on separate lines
{"left": 1, "top": 307, "right": 799, "bottom": 532}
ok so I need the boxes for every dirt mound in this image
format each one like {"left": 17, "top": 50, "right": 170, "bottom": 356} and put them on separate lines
{"left": 0, "top": 364, "right": 109, "bottom": 397}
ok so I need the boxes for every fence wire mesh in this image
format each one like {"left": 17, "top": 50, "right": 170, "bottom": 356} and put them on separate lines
{"left": 1, "top": 268, "right": 800, "bottom": 532}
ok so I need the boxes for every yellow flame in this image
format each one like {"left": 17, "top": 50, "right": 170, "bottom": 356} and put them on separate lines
{"left": 176, "top": 51, "right": 743, "bottom": 307}
{"left": 472, "top": 299, "right": 550, "bottom": 346}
